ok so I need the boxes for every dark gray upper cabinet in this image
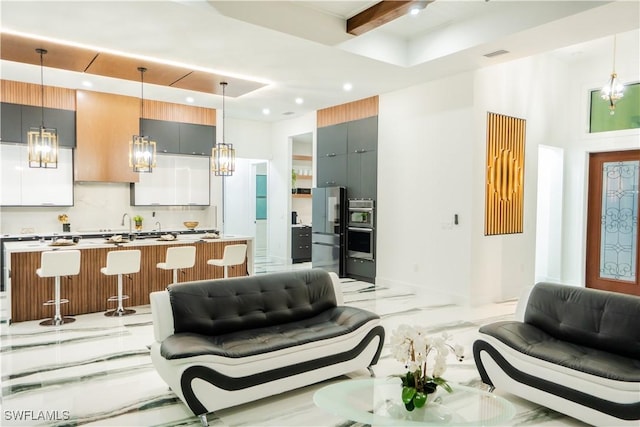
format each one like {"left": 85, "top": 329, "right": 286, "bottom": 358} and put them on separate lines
{"left": 179, "top": 123, "right": 215, "bottom": 156}
{"left": 347, "top": 116, "right": 378, "bottom": 154}
{"left": 141, "top": 118, "right": 179, "bottom": 154}
{"left": 347, "top": 150, "right": 377, "bottom": 199}
{"left": 44, "top": 108, "right": 76, "bottom": 148}
{"left": 317, "top": 122, "right": 347, "bottom": 157}
{"left": 1, "top": 103, "right": 22, "bottom": 143}
{"left": 317, "top": 154, "right": 347, "bottom": 188}
{"left": 140, "top": 119, "right": 214, "bottom": 156}
{"left": 11, "top": 103, "right": 76, "bottom": 147}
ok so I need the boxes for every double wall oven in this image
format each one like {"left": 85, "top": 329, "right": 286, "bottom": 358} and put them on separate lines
{"left": 347, "top": 199, "right": 374, "bottom": 260}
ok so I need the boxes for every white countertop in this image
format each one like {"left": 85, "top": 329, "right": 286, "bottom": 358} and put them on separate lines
{"left": 3, "top": 233, "right": 253, "bottom": 253}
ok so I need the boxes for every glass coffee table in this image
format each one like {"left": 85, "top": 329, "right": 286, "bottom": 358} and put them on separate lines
{"left": 314, "top": 377, "right": 515, "bottom": 426}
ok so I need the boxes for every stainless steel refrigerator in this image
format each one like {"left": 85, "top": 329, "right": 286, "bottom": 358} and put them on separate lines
{"left": 312, "top": 186, "right": 346, "bottom": 277}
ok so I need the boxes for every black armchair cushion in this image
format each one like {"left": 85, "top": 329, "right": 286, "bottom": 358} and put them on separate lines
{"left": 479, "top": 321, "right": 640, "bottom": 382}
{"left": 524, "top": 282, "right": 640, "bottom": 359}
{"left": 168, "top": 268, "right": 337, "bottom": 336}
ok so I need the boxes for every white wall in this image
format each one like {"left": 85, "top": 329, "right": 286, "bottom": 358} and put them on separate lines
{"left": 377, "top": 72, "right": 475, "bottom": 304}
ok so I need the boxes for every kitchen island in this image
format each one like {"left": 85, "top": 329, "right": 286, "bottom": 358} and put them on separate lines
{"left": 3, "top": 233, "right": 253, "bottom": 323}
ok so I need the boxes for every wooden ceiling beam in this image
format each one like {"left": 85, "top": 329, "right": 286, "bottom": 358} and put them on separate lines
{"left": 347, "top": 1, "right": 433, "bottom": 36}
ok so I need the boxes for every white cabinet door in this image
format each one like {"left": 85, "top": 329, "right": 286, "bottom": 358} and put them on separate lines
{"left": 0, "top": 145, "right": 22, "bottom": 205}
{"left": 174, "top": 155, "right": 210, "bottom": 205}
{"left": 132, "top": 154, "right": 210, "bottom": 206}
{"left": 0, "top": 144, "right": 73, "bottom": 206}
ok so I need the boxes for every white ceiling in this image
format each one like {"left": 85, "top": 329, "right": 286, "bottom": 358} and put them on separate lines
{"left": 1, "top": 0, "right": 639, "bottom": 122}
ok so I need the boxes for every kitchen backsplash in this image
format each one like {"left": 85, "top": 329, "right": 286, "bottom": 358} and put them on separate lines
{"left": 0, "top": 182, "right": 217, "bottom": 236}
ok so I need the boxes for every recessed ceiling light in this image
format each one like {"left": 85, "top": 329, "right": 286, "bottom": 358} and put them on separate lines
{"left": 186, "top": 96, "right": 195, "bottom": 103}
{"left": 295, "top": 97, "right": 304, "bottom": 105}
{"left": 409, "top": 7, "right": 421, "bottom": 16}
{"left": 262, "top": 108, "right": 271, "bottom": 115}
{"left": 81, "top": 80, "right": 92, "bottom": 87}
{"left": 343, "top": 82, "right": 353, "bottom": 91}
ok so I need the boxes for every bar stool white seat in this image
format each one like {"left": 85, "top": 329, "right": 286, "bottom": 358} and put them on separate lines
{"left": 37, "top": 249, "right": 81, "bottom": 326}
{"left": 100, "top": 249, "right": 141, "bottom": 317}
{"left": 157, "top": 246, "right": 196, "bottom": 284}
{"left": 207, "top": 244, "right": 247, "bottom": 278}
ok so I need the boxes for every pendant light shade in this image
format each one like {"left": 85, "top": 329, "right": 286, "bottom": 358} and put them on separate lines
{"left": 28, "top": 48, "right": 58, "bottom": 168}
{"left": 601, "top": 35, "right": 625, "bottom": 115}
{"left": 212, "top": 81, "right": 236, "bottom": 176}
{"left": 129, "top": 67, "right": 157, "bottom": 173}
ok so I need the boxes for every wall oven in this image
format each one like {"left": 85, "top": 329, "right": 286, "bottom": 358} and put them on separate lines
{"left": 347, "top": 199, "right": 374, "bottom": 260}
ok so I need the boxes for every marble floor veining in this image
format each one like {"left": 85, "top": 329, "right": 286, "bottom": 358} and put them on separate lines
{"left": 0, "top": 259, "right": 589, "bottom": 427}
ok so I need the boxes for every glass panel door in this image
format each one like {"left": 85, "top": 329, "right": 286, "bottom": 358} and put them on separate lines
{"left": 586, "top": 150, "right": 640, "bottom": 296}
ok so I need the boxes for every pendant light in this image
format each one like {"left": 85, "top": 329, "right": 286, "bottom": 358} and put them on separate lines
{"left": 601, "top": 34, "right": 625, "bottom": 115}
{"left": 129, "top": 67, "right": 157, "bottom": 173}
{"left": 212, "top": 81, "right": 236, "bottom": 176}
{"left": 27, "top": 48, "right": 58, "bottom": 168}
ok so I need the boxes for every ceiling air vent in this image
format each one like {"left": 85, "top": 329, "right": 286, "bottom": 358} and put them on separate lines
{"left": 484, "top": 49, "right": 510, "bottom": 58}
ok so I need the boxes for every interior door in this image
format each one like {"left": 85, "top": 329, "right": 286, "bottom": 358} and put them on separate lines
{"left": 586, "top": 150, "right": 640, "bottom": 296}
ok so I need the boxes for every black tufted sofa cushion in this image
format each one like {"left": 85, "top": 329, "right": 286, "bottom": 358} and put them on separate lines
{"left": 161, "top": 305, "right": 379, "bottom": 359}
{"left": 167, "top": 268, "right": 337, "bottom": 336}
{"left": 524, "top": 282, "right": 640, "bottom": 360}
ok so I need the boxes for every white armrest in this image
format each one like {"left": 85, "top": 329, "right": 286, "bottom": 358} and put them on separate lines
{"left": 150, "top": 290, "right": 175, "bottom": 342}
{"left": 515, "top": 285, "right": 535, "bottom": 322}
{"left": 329, "top": 272, "right": 344, "bottom": 306}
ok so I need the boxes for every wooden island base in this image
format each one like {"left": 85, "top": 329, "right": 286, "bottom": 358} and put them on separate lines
{"left": 9, "top": 239, "right": 248, "bottom": 323}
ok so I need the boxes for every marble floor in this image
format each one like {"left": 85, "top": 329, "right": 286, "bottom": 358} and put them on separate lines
{"left": 0, "top": 259, "right": 589, "bottom": 427}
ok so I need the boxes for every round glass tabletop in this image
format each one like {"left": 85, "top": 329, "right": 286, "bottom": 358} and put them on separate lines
{"left": 313, "top": 377, "right": 516, "bottom": 426}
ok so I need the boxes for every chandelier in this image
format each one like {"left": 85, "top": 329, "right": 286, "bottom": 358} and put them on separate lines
{"left": 212, "top": 81, "right": 236, "bottom": 176}
{"left": 27, "top": 48, "right": 58, "bottom": 168}
{"left": 601, "top": 35, "right": 625, "bottom": 115}
{"left": 129, "top": 67, "right": 157, "bottom": 172}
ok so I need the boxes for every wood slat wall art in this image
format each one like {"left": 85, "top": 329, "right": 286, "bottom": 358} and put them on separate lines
{"left": 317, "top": 96, "right": 379, "bottom": 127}
{"left": 10, "top": 240, "right": 248, "bottom": 322}
{"left": 1, "top": 80, "right": 76, "bottom": 110}
{"left": 485, "top": 112, "right": 526, "bottom": 236}
{"left": 143, "top": 99, "right": 215, "bottom": 125}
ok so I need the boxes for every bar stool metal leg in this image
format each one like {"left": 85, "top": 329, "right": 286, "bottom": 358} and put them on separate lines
{"left": 40, "top": 276, "right": 75, "bottom": 326}
{"left": 105, "top": 273, "right": 136, "bottom": 317}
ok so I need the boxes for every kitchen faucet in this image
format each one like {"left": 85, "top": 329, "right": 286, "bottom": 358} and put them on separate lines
{"left": 121, "top": 213, "right": 132, "bottom": 234}
{"left": 155, "top": 221, "right": 161, "bottom": 232}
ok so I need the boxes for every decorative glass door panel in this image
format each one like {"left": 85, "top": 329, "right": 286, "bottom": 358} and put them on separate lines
{"left": 599, "top": 161, "right": 638, "bottom": 282}
{"left": 587, "top": 150, "right": 640, "bottom": 296}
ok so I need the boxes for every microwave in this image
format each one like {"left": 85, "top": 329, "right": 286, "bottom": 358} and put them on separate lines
{"left": 348, "top": 199, "right": 374, "bottom": 228}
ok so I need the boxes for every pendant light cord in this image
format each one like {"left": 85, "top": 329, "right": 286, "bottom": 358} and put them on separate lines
{"left": 611, "top": 35, "right": 617, "bottom": 74}
{"left": 38, "top": 48, "right": 46, "bottom": 128}
{"left": 138, "top": 67, "right": 147, "bottom": 135}
{"left": 221, "top": 81, "right": 227, "bottom": 144}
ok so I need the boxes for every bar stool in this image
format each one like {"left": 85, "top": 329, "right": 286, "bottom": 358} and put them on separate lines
{"left": 100, "top": 249, "right": 141, "bottom": 317}
{"left": 207, "top": 244, "right": 247, "bottom": 278}
{"left": 157, "top": 246, "right": 196, "bottom": 284}
{"left": 37, "top": 249, "right": 81, "bottom": 326}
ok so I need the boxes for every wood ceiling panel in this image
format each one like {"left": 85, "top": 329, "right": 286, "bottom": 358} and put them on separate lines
{"left": 170, "top": 71, "right": 266, "bottom": 97}
{"left": 85, "top": 52, "right": 191, "bottom": 86}
{"left": 0, "top": 33, "right": 97, "bottom": 72}
{"left": 1, "top": 33, "right": 266, "bottom": 97}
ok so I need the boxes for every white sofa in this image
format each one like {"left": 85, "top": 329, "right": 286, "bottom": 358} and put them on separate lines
{"left": 150, "top": 269, "right": 385, "bottom": 426}
{"left": 473, "top": 282, "right": 640, "bottom": 426}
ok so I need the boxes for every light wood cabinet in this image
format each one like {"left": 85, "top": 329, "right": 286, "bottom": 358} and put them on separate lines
{"left": 75, "top": 90, "right": 139, "bottom": 182}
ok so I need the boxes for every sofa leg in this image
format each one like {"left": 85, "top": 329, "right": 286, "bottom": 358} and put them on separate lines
{"left": 367, "top": 366, "right": 376, "bottom": 377}
{"left": 199, "top": 414, "right": 209, "bottom": 427}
